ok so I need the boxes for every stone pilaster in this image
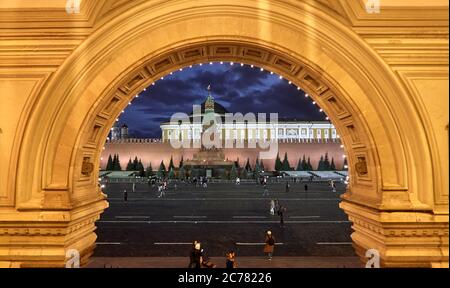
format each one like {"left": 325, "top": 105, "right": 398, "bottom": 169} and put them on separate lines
{"left": 340, "top": 200, "right": 449, "bottom": 268}
{"left": 0, "top": 198, "right": 108, "bottom": 268}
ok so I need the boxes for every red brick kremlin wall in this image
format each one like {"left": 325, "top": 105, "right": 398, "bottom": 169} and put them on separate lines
{"left": 101, "top": 141, "right": 346, "bottom": 171}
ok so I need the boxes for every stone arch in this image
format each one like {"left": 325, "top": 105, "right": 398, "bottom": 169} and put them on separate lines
{"left": 10, "top": 0, "right": 444, "bottom": 267}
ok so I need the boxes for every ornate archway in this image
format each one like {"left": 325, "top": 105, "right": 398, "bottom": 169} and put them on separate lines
{"left": 0, "top": 0, "right": 447, "bottom": 267}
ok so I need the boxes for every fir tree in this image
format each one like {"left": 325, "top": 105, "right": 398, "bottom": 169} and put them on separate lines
{"left": 275, "top": 153, "right": 283, "bottom": 171}
{"left": 296, "top": 158, "right": 303, "bottom": 171}
{"left": 245, "top": 158, "right": 252, "bottom": 171}
{"left": 241, "top": 168, "right": 248, "bottom": 179}
{"left": 117, "top": 155, "right": 122, "bottom": 171}
{"left": 179, "top": 156, "right": 184, "bottom": 169}
{"left": 112, "top": 154, "right": 117, "bottom": 170}
{"left": 126, "top": 158, "right": 134, "bottom": 171}
{"left": 168, "top": 156, "right": 175, "bottom": 171}
{"left": 157, "top": 160, "right": 166, "bottom": 178}
{"left": 282, "top": 152, "right": 291, "bottom": 171}
{"left": 260, "top": 159, "right": 265, "bottom": 172}
{"left": 221, "top": 169, "right": 228, "bottom": 180}
{"left": 330, "top": 157, "right": 336, "bottom": 171}
{"left": 306, "top": 157, "right": 312, "bottom": 171}
{"left": 133, "top": 156, "right": 139, "bottom": 170}
{"left": 343, "top": 158, "right": 348, "bottom": 171}
{"left": 106, "top": 155, "right": 114, "bottom": 171}
{"left": 301, "top": 155, "right": 307, "bottom": 171}
{"left": 254, "top": 158, "right": 261, "bottom": 174}
{"left": 317, "top": 156, "right": 324, "bottom": 171}
{"left": 230, "top": 164, "right": 237, "bottom": 179}
{"left": 323, "top": 152, "right": 331, "bottom": 170}
{"left": 146, "top": 162, "right": 153, "bottom": 177}
{"left": 138, "top": 159, "right": 145, "bottom": 177}
{"left": 113, "top": 154, "right": 122, "bottom": 171}
{"left": 235, "top": 158, "right": 240, "bottom": 169}
{"left": 179, "top": 166, "right": 186, "bottom": 180}
{"left": 168, "top": 168, "right": 175, "bottom": 179}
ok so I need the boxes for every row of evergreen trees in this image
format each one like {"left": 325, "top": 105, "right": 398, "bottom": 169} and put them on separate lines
{"left": 273, "top": 152, "right": 343, "bottom": 171}
{"left": 105, "top": 153, "right": 347, "bottom": 175}
{"left": 105, "top": 154, "right": 123, "bottom": 171}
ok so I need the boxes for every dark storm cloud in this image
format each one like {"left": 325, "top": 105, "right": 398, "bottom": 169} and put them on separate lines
{"left": 117, "top": 63, "right": 325, "bottom": 138}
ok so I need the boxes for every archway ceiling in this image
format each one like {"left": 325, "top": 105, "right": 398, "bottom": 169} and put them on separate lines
{"left": 0, "top": 0, "right": 447, "bottom": 69}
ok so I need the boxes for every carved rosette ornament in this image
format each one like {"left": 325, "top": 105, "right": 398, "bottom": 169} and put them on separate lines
{"left": 355, "top": 157, "right": 368, "bottom": 176}
{"left": 81, "top": 158, "right": 94, "bottom": 176}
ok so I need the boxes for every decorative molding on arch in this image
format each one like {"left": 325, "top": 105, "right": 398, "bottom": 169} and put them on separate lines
{"left": 71, "top": 41, "right": 380, "bottom": 208}
{"left": 0, "top": 70, "right": 52, "bottom": 207}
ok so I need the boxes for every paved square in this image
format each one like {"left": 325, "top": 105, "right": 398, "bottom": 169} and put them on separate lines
{"left": 94, "top": 181, "right": 356, "bottom": 260}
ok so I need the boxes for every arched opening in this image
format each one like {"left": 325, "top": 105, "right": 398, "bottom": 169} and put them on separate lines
{"left": 9, "top": 1, "right": 443, "bottom": 267}
{"left": 92, "top": 61, "right": 354, "bottom": 267}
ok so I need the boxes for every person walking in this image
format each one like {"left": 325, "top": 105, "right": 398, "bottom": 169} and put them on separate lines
{"left": 269, "top": 199, "right": 275, "bottom": 216}
{"left": 278, "top": 205, "right": 286, "bottom": 227}
{"left": 123, "top": 189, "right": 128, "bottom": 202}
{"left": 158, "top": 184, "right": 166, "bottom": 198}
{"left": 275, "top": 199, "right": 280, "bottom": 210}
{"left": 226, "top": 251, "right": 237, "bottom": 268}
{"left": 263, "top": 231, "right": 275, "bottom": 260}
{"left": 188, "top": 240, "right": 198, "bottom": 268}
{"left": 189, "top": 242, "right": 202, "bottom": 268}
{"left": 304, "top": 183, "right": 308, "bottom": 192}
{"left": 132, "top": 182, "right": 136, "bottom": 193}
{"left": 285, "top": 182, "right": 290, "bottom": 193}
{"left": 262, "top": 184, "right": 269, "bottom": 196}
{"left": 147, "top": 178, "right": 152, "bottom": 190}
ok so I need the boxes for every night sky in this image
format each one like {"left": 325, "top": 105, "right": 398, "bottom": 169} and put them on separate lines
{"left": 118, "top": 63, "right": 325, "bottom": 138}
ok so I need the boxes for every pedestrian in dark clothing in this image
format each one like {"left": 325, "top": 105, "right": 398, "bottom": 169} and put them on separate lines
{"left": 188, "top": 240, "right": 199, "bottom": 268}
{"left": 263, "top": 231, "right": 275, "bottom": 260}
{"left": 226, "top": 251, "right": 237, "bottom": 268}
{"left": 285, "top": 182, "right": 290, "bottom": 193}
{"left": 189, "top": 242, "right": 202, "bottom": 268}
{"left": 304, "top": 184, "right": 308, "bottom": 191}
{"left": 123, "top": 189, "right": 128, "bottom": 202}
{"left": 278, "top": 205, "right": 286, "bottom": 227}
{"left": 262, "top": 184, "right": 269, "bottom": 196}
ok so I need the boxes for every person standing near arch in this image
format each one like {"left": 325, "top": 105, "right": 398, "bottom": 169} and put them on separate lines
{"left": 269, "top": 199, "right": 275, "bottom": 216}
{"left": 263, "top": 231, "right": 275, "bottom": 260}
{"left": 123, "top": 189, "right": 128, "bottom": 202}
{"left": 278, "top": 205, "right": 286, "bottom": 227}
{"left": 262, "top": 183, "right": 269, "bottom": 196}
